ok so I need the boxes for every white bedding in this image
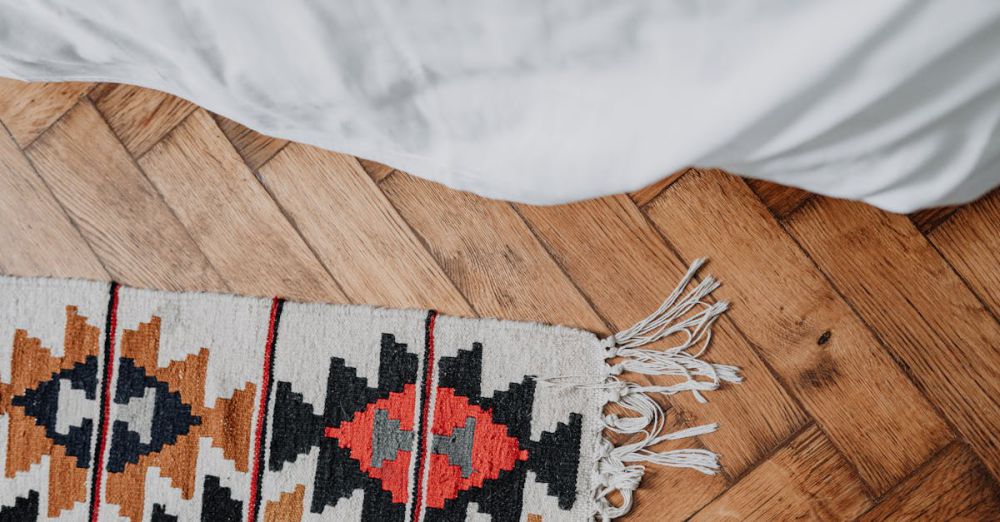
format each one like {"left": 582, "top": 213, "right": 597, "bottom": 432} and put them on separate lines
{"left": 2, "top": 1, "right": 998, "bottom": 212}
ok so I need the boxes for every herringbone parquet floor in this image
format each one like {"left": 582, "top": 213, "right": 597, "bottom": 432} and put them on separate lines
{"left": 1, "top": 78, "right": 999, "bottom": 521}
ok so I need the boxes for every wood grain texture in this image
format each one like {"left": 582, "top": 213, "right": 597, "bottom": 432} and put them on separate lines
{"left": 0, "top": 78, "right": 93, "bottom": 147}
{"left": 89, "top": 83, "right": 196, "bottom": 157}
{"left": 786, "top": 196, "right": 1000, "bottom": 480}
{"left": 625, "top": 469, "right": 727, "bottom": 522}
{"left": 0, "top": 124, "right": 107, "bottom": 279}
{"left": 745, "top": 179, "right": 813, "bottom": 218}
{"left": 380, "top": 172, "right": 606, "bottom": 332}
{"left": 4, "top": 81, "right": 1000, "bottom": 520}
{"left": 137, "top": 109, "right": 345, "bottom": 302}
{"left": 630, "top": 169, "right": 689, "bottom": 207}
{"left": 929, "top": 189, "right": 1000, "bottom": 315}
{"left": 212, "top": 114, "right": 288, "bottom": 171}
{"left": 24, "top": 101, "right": 225, "bottom": 291}
{"left": 517, "top": 196, "right": 808, "bottom": 476}
{"left": 357, "top": 158, "right": 395, "bottom": 182}
{"left": 692, "top": 425, "right": 872, "bottom": 521}
{"left": 644, "top": 170, "right": 952, "bottom": 495}
{"left": 909, "top": 205, "right": 958, "bottom": 234}
{"left": 258, "top": 144, "right": 471, "bottom": 314}
{"left": 859, "top": 443, "right": 1000, "bottom": 521}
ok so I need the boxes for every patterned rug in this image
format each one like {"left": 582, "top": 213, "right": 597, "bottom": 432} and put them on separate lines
{"left": 0, "top": 260, "right": 738, "bottom": 521}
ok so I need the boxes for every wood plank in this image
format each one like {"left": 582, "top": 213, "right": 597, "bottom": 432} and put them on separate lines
{"left": 928, "top": 189, "right": 1000, "bottom": 315}
{"left": 909, "top": 205, "right": 958, "bottom": 234}
{"left": 356, "top": 158, "right": 395, "bottom": 182}
{"left": 859, "top": 443, "right": 1000, "bottom": 521}
{"left": 257, "top": 143, "right": 471, "bottom": 314}
{"left": 0, "top": 123, "right": 107, "bottom": 279}
{"left": 630, "top": 169, "right": 688, "bottom": 207}
{"left": 89, "top": 84, "right": 196, "bottom": 157}
{"left": 0, "top": 78, "right": 92, "bottom": 147}
{"left": 643, "top": 170, "right": 952, "bottom": 495}
{"left": 745, "top": 179, "right": 813, "bottom": 218}
{"left": 516, "top": 196, "right": 808, "bottom": 476}
{"left": 692, "top": 425, "right": 872, "bottom": 521}
{"left": 24, "top": 101, "right": 226, "bottom": 292}
{"left": 212, "top": 114, "right": 288, "bottom": 171}
{"left": 624, "top": 469, "right": 727, "bottom": 522}
{"left": 380, "top": 172, "right": 606, "bottom": 331}
{"left": 138, "top": 110, "right": 345, "bottom": 302}
{"left": 786, "top": 196, "right": 1000, "bottom": 480}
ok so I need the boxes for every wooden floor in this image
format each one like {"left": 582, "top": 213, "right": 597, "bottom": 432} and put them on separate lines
{"left": 2, "top": 79, "right": 999, "bottom": 521}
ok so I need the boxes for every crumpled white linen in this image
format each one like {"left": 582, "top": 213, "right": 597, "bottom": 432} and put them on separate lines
{"left": 1, "top": 1, "right": 998, "bottom": 212}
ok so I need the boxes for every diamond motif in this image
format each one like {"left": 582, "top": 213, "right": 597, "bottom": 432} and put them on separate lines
{"left": 12, "top": 356, "right": 98, "bottom": 468}
{"left": 107, "top": 358, "right": 201, "bottom": 472}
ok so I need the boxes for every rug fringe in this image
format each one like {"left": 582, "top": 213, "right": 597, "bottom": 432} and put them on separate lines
{"left": 594, "top": 258, "right": 740, "bottom": 520}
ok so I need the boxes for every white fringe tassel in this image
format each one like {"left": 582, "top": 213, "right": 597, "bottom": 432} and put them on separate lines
{"left": 582, "top": 258, "right": 741, "bottom": 521}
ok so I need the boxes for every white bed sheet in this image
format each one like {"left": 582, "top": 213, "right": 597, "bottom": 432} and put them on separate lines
{"left": 2, "top": 1, "right": 998, "bottom": 212}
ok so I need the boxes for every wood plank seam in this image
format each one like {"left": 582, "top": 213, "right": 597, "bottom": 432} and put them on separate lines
{"left": 773, "top": 210, "right": 975, "bottom": 458}
{"left": 346, "top": 156, "right": 389, "bottom": 185}
{"left": 367, "top": 171, "right": 486, "bottom": 318}
{"left": 253, "top": 143, "right": 470, "bottom": 310}
{"left": 685, "top": 421, "right": 817, "bottom": 519}
{"left": 124, "top": 108, "right": 191, "bottom": 163}
{"left": 910, "top": 207, "right": 961, "bottom": 235}
{"left": 632, "top": 201, "right": 883, "bottom": 499}
{"left": 259, "top": 144, "right": 477, "bottom": 316}
{"left": 923, "top": 234, "right": 1000, "bottom": 326}
{"left": 251, "top": 145, "right": 472, "bottom": 309}
{"left": 854, "top": 441, "right": 1000, "bottom": 521}
{"left": 243, "top": 160, "right": 363, "bottom": 304}
{"left": 212, "top": 115, "right": 291, "bottom": 176}
{"left": 631, "top": 193, "right": 822, "bottom": 415}
{"left": 509, "top": 203, "right": 621, "bottom": 333}
{"left": 690, "top": 424, "right": 874, "bottom": 520}
{"left": 641, "top": 177, "right": 957, "bottom": 498}
{"left": 780, "top": 199, "right": 1000, "bottom": 429}
{"left": 740, "top": 178, "right": 817, "bottom": 222}
{"left": 4, "top": 118, "right": 112, "bottom": 276}
{"left": 8, "top": 83, "right": 97, "bottom": 150}
{"left": 378, "top": 168, "right": 399, "bottom": 185}
{"left": 855, "top": 441, "right": 981, "bottom": 515}
{"left": 0, "top": 118, "right": 113, "bottom": 280}
{"left": 631, "top": 168, "right": 692, "bottom": 208}
{"left": 781, "top": 194, "right": 814, "bottom": 218}
{"left": 13, "top": 93, "right": 85, "bottom": 151}
{"left": 249, "top": 140, "right": 290, "bottom": 176}
{"left": 78, "top": 100, "right": 232, "bottom": 291}
{"left": 173, "top": 112, "right": 352, "bottom": 301}
{"left": 213, "top": 132, "right": 289, "bottom": 184}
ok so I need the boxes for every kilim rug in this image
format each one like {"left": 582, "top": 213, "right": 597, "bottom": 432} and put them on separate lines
{"left": 0, "top": 259, "right": 739, "bottom": 521}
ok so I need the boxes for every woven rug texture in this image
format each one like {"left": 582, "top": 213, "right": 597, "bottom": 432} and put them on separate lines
{"left": 0, "top": 260, "right": 735, "bottom": 521}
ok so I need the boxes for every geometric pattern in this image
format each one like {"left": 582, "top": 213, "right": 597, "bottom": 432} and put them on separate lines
{"left": 99, "top": 314, "right": 258, "bottom": 522}
{"left": 268, "top": 316, "right": 585, "bottom": 521}
{"left": 1, "top": 277, "right": 603, "bottom": 521}
{"left": 1, "top": 306, "right": 100, "bottom": 518}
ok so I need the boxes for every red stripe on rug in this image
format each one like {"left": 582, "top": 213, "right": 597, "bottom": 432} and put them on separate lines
{"left": 248, "top": 296, "right": 283, "bottom": 522}
{"left": 89, "top": 282, "right": 120, "bottom": 522}
{"left": 411, "top": 310, "right": 438, "bottom": 521}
